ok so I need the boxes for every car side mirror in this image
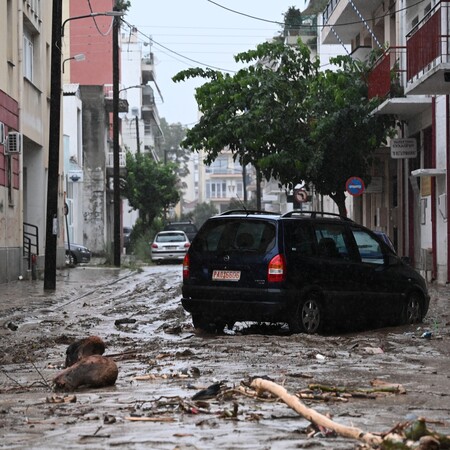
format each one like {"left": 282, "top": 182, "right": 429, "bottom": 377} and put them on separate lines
{"left": 401, "top": 256, "right": 411, "bottom": 265}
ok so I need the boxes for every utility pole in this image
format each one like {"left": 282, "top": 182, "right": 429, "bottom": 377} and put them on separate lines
{"left": 112, "top": 11, "right": 121, "bottom": 267}
{"left": 44, "top": 0, "right": 63, "bottom": 290}
{"left": 135, "top": 116, "right": 140, "bottom": 154}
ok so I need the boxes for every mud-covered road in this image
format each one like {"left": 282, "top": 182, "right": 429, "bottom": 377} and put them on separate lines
{"left": 0, "top": 264, "right": 449, "bottom": 449}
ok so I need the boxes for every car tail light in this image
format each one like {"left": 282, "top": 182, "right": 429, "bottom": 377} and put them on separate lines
{"left": 268, "top": 254, "right": 286, "bottom": 282}
{"left": 151, "top": 243, "right": 158, "bottom": 249}
{"left": 184, "top": 242, "right": 190, "bottom": 248}
{"left": 183, "top": 254, "right": 190, "bottom": 279}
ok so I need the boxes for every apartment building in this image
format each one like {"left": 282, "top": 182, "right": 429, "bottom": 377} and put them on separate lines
{"left": 321, "top": 0, "right": 449, "bottom": 284}
{"left": 0, "top": 0, "right": 57, "bottom": 284}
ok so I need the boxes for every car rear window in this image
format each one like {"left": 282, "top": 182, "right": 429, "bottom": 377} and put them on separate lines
{"left": 192, "top": 219, "right": 276, "bottom": 254}
{"left": 166, "top": 224, "right": 197, "bottom": 234}
{"left": 156, "top": 232, "right": 186, "bottom": 243}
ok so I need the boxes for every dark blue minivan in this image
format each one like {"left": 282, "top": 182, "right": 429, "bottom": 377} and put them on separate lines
{"left": 181, "top": 210, "right": 429, "bottom": 334}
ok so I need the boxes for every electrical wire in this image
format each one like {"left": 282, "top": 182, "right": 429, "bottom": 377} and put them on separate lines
{"left": 86, "top": 0, "right": 115, "bottom": 36}
{"left": 206, "top": 0, "right": 427, "bottom": 29}
{"left": 121, "top": 18, "right": 238, "bottom": 73}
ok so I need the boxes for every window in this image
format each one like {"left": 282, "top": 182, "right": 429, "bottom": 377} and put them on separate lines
{"left": 314, "top": 224, "right": 350, "bottom": 259}
{"left": 351, "top": 228, "right": 384, "bottom": 265}
{"left": 206, "top": 181, "right": 227, "bottom": 198}
{"left": 23, "top": 29, "right": 34, "bottom": 81}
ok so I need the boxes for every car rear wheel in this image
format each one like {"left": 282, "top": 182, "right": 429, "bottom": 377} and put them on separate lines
{"left": 69, "top": 252, "right": 77, "bottom": 265}
{"left": 191, "top": 314, "right": 217, "bottom": 333}
{"left": 402, "top": 292, "right": 422, "bottom": 324}
{"left": 289, "top": 292, "right": 323, "bottom": 334}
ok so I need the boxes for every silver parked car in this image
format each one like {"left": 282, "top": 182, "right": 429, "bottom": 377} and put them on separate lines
{"left": 151, "top": 230, "right": 190, "bottom": 263}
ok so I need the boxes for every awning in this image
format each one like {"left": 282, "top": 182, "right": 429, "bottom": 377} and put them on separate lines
{"left": 410, "top": 168, "right": 446, "bottom": 177}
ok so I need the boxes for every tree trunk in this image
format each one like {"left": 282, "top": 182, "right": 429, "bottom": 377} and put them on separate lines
{"left": 330, "top": 190, "right": 347, "bottom": 217}
{"left": 256, "top": 169, "right": 262, "bottom": 210}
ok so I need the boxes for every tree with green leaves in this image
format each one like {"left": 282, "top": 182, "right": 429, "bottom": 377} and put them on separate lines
{"left": 173, "top": 40, "right": 394, "bottom": 216}
{"left": 305, "top": 55, "right": 395, "bottom": 215}
{"left": 159, "top": 118, "right": 190, "bottom": 179}
{"left": 123, "top": 152, "right": 180, "bottom": 228}
{"left": 173, "top": 40, "right": 319, "bottom": 209}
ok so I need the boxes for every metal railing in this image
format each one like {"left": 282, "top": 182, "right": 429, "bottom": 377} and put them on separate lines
{"left": 406, "top": 1, "right": 450, "bottom": 83}
{"left": 107, "top": 151, "right": 126, "bottom": 168}
{"left": 368, "top": 47, "right": 406, "bottom": 99}
{"left": 23, "top": 222, "right": 39, "bottom": 270}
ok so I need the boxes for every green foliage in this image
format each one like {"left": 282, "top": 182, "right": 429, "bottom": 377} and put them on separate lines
{"left": 159, "top": 118, "right": 190, "bottom": 179}
{"left": 114, "top": 0, "right": 130, "bottom": 12}
{"left": 190, "top": 202, "right": 219, "bottom": 228}
{"left": 283, "top": 6, "right": 303, "bottom": 35}
{"left": 306, "top": 55, "right": 395, "bottom": 214}
{"left": 123, "top": 152, "right": 180, "bottom": 228}
{"left": 173, "top": 41, "right": 395, "bottom": 217}
{"left": 173, "top": 40, "right": 319, "bottom": 175}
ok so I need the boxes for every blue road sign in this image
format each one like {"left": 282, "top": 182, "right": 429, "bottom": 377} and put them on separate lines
{"left": 346, "top": 176, "right": 365, "bottom": 196}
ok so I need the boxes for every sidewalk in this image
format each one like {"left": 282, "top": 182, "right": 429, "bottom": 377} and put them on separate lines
{"left": 0, "top": 264, "right": 130, "bottom": 314}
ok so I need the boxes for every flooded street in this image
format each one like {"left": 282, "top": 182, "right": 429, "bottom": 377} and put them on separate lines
{"left": 0, "top": 264, "right": 449, "bottom": 449}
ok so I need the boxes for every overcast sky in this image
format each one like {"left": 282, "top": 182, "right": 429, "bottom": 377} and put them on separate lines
{"left": 123, "top": 1, "right": 309, "bottom": 127}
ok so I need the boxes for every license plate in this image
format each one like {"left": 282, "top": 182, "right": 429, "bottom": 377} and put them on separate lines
{"left": 212, "top": 270, "right": 241, "bottom": 281}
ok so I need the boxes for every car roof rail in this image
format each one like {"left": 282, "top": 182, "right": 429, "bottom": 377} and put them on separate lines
{"left": 281, "top": 210, "right": 354, "bottom": 222}
{"left": 219, "top": 209, "right": 280, "bottom": 216}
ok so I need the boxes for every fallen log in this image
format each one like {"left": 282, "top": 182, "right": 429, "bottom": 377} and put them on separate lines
{"left": 250, "top": 378, "right": 383, "bottom": 447}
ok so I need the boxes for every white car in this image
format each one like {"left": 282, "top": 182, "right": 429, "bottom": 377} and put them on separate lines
{"left": 151, "top": 230, "right": 190, "bottom": 263}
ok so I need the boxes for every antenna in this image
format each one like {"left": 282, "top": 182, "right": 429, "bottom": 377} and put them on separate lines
{"left": 235, "top": 194, "right": 248, "bottom": 213}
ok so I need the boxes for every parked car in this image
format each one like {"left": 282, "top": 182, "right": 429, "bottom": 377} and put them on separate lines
{"left": 163, "top": 221, "right": 198, "bottom": 242}
{"left": 65, "top": 242, "right": 91, "bottom": 265}
{"left": 373, "top": 230, "right": 395, "bottom": 252}
{"left": 151, "top": 230, "right": 190, "bottom": 263}
{"left": 181, "top": 210, "right": 430, "bottom": 334}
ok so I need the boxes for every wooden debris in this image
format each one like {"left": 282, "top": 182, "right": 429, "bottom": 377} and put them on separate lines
{"left": 250, "top": 377, "right": 383, "bottom": 447}
{"left": 125, "top": 416, "right": 176, "bottom": 422}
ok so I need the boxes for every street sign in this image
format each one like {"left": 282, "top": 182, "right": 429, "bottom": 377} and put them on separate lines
{"left": 391, "top": 138, "right": 417, "bottom": 159}
{"left": 294, "top": 189, "right": 308, "bottom": 203}
{"left": 346, "top": 176, "right": 365, "bottom": 196}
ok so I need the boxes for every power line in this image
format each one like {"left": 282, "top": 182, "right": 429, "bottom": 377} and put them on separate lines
{"left": 206, "top": 0, "right": 427, "bottom": 29}
{"left": 121, "top": 18, "right": 238, "bottom": 73}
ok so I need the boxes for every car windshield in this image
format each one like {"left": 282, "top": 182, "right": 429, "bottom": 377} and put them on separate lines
{"left": 156, "top": 233, "right": 186, "bottom": 243}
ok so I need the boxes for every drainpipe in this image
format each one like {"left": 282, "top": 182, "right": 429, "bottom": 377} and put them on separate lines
{"left": 447, "top": 95, "right": 450, "bottom": 283}
{"left": 17, "top": 0, "right": 24, "bottom": 277}
{"left": 431, "top": 97, "right": 437, "bottom": 281}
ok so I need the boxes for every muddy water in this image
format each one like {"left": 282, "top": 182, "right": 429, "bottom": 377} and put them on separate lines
{"left": 0, "top": 264, "right": 449, "bottom": 449}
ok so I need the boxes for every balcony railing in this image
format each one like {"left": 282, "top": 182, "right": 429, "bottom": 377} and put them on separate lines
{"left": 106, "top": 152, "right": 126, "bottom": 168}
{"left": 368, "top": 47, "right": 406, "bottom": 99}
{"left": 406, "top": 1, "right": 450, "bottom": 83}
{"left": 322, "top": 0, "right": 340, "bottom": 26}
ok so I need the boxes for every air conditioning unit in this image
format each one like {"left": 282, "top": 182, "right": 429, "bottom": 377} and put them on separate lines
{"left": 6, "top": 131, "right": 22, "bottom": 154}
{"left": 0, "top": 122, "right": 5, "bottom": 145}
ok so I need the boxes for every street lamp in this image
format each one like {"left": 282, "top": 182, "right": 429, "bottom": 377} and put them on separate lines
{"left": 44, "top": 7, "right": 124, "bottom": 290}
{"left": 62, "top": 53, "right": 85, "bottom": 73}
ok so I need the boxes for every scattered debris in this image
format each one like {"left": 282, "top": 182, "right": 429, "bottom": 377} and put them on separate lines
{"left": 114, "top": 318, "right": 137, "bottom": 326}
{"left": 250, "top": 378, "right": 450, "bottom": 449}
{"left": 46, "top": 394, "right": 77, "bottom": 404}
{"left": 192, "top": 382, "right": 223, "bottom": 400}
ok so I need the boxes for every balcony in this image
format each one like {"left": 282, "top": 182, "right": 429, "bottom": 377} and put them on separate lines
{"left": 368, "top": 47, "right": 432, "bottom": 119}
{"left": 141, "top": 53, "right": 155, "bottom": 84}
{"left": 106, "top": 151, "right": 127, "bottom": 177}
{"left": 406, "top": 1, "right": 450, "bottom": 95}
{"left": 368, "top": 47, "right": 405, "bottom": 99}
{"left": 103, "top": 84, "right": 129, "bottom": 113}
{"left": 321, "top": 0, "right": 383, "bottom": 45}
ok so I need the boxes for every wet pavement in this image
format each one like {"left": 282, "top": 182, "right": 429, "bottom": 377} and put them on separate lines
{"left": 0, "top": 263, "right": 449, "bottom": 449}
